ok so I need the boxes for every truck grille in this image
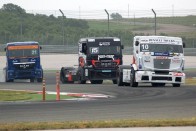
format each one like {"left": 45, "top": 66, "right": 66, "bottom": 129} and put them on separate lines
{"left": 154, "top": 59, "right": 171, "bottom": 69}
{"left": 94, "top": 60, "right": 117, "bottom": 68}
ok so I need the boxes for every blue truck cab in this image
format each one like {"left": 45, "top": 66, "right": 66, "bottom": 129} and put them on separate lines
{"left": 4, "top": 41, "right": 43, "bottom": 82}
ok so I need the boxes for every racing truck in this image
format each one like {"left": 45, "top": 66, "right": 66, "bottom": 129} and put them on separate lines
{"left": 4, "top": 41, "right": 43, "bottom": 82}
{"left": 117, "top": 36, "right": 185, "bottom": 87}
{"left": 60, "top": 37, "right": 124, "bottom": 84}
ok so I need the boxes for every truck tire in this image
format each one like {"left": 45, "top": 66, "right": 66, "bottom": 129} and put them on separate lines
{"left": 78, "top": 76, "right": 86, "bottom": 84}
{"left": 60, "top": 70, "right": 66, "bottom": 84}
{"left": 4, "top": 68, "right": 14, "bottom": 82}
{"left": 6, "top": 79, "right": 14, "bottom": 82}
{"left": 37, "top": 78, "right": 43, "bottom": 83}
{"left": 90, "top": 80, "right": 103, "bottom": 84}
{"left": 112, "top": 80, "right": 117, "bottom": 84}
{"left": 173, "top": 83, "right": 181, "bottom": 87}
{"left": 117, "top": 68, "right": 124, "bottom": 86}
{"left": 30, "top": 78, "right": 34, "bottom": 83}
{"left": 77, "top": 67, "right": 86, "bottom": 84}
{"left": 130, "top": 68, "right": 138, "bottom": 87}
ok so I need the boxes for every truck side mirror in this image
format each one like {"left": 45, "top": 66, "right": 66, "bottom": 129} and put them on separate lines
{"left": 82, "top": 44, "right": 87, "bottom": 54}
{"left": 135, "top": 41, "right": 139, "bottom": 46}
{"left": 183, "top": 42, "right": 186, "bottom": 48}
{"left": 121, "top": 45, "right": 124, "bottom": 49}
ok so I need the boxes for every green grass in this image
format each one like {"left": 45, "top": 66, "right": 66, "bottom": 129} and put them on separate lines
{"left": 0, "top": 118, "right": 196, "bottom": 130}
{"left": 0, "top": 90, "right": 75, "bottom": 101}
{"left": 87, "top": 20, "right": 151, "bottom": 31}
{"left": 186, "top": 78, "right": 196, "bottom": 85}
{"left": 127, "top": 15, "right": 196, "bottom": 27}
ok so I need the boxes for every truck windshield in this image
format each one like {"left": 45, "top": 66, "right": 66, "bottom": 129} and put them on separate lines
{"left": 140, "top": 44, "right": 183, "bottom": 53}
{"left": 89, "top": 46, "right": 121, "bottom": 55}
{"left": 8, "top": 49, "right": 39, "bottom": 58}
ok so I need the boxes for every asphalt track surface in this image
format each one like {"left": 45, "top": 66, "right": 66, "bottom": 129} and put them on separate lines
{"left": 0, "top": 71, "right": 196, "bottom": 123}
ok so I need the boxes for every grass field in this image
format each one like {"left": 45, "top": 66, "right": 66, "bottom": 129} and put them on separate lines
{"left": 88, "top": 20, "right": 151, "bottom": 31}
{"left": 1, "top": 118, "right": 196, "bottom": 130}
{"left": 0, "top": 90, "right": 75, "bottom": 101}
{"left": 127, "top": 15, "right": 196, "bottom": 27}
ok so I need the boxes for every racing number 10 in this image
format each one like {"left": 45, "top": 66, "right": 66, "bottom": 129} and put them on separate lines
{"left": 141, "top": 44, "right": 149, "bottom": 50}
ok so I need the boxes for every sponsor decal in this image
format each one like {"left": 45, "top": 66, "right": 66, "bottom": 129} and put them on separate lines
{"left": 99, "top": 42, "right": 110, "bottom": 46}
{"left": 155, "top": 56, "right": 168, "bottom": 59}
{"left": 20, "top": 64, "right": 30, "bottom": 69}
{"left": 98, "top": 55, "right": 114, "bottom": 60}
{"left": 173, "top": 72, "right": 183, "bottom": 76}
{"left": 172, "top": 59, "right": 181, "bottom": 63}
{"left": 144, "top": 56, "right": 151, "bottom": 62}
{"left": 153, "top": 52, "right": 169, "bottom": 56}
{"left": 91, "top": 47, "right": 99, "bottom": 54}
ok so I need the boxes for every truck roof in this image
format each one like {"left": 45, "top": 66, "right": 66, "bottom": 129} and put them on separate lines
{"left": 79, "top": 37, "right": 120, "bottom": 43}
{"left": 6, "top": 41, "right": 39, "bottom": 46}
{"left": 134, "top": 36, "right": 182, "bottom": 45}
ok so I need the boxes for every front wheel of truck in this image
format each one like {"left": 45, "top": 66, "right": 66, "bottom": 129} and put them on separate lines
{"left": 112, "top": 80, "right": 117, "bottom": 84}
{"left": 117, "top": 68, "right": 124, "bottom": 86}
{"left": 37, "top": 78, "right": 43, "bottom": 83}
{"left": 130, "top": 68, "right": 138, "bottom": 87}
{"left": 30, "top": 78, "right": 34, "bottom": 83}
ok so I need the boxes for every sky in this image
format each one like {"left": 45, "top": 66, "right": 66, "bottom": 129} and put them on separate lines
{"left": 0, "top": 0, "right": 196, "bottom": 19}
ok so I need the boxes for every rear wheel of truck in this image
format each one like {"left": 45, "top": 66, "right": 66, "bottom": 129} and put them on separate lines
{"left": 77, "top": 67, "right": 86, "bottom": 84}
{"left": 60, "top": 71, "right": 66, "bottom": 84}
{"left": 173, "top": 83, "right": 181, "bottom": 87}
{"left": 117, "top": 68, "right": 124, "bottom": 86}
{"left": 130, "top": 68, "right": 138, "bottom": 87}
{"left": 78, "top": 76, "right": 86, "bottom": 84}
{"left": 90, "top": 80, "right": 103, "bottom": 84}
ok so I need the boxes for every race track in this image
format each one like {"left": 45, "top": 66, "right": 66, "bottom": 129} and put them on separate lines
{"left": 0, "top": 55, "right": 196, "bottom": 123}
{"left": 0, "top": 71, "right": 196, "bottom": 123}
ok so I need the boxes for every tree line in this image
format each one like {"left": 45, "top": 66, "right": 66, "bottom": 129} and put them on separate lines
{"left": 0, "top": 3, "right": 134, "bottom": 46}
{"left": 0, "top": 3, "right": 195, "bottom": 48}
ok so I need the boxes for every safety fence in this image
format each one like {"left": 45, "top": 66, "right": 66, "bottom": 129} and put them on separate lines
{"left": 0, "top": 44, "right": 196, "bottom": 56}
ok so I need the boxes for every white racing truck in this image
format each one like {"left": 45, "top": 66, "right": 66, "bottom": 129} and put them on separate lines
{"left": 117, "top": 36, "right": 186, "bottom": 87}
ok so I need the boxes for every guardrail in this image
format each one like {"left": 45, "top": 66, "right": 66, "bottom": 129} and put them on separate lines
{"left": 0, "top": 45, "right": 196, "bottom": 56}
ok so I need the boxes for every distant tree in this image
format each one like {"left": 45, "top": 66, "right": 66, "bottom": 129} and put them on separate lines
{"left": 110, "top": 13, "right": 123, "bottom": 20}
{"left": 1, "top": 3, "right": 26, "bottom": 14}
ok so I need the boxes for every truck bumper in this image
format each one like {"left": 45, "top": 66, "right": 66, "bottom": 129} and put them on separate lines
{"left": 7, "top": 69, "right": 43, "bottom": 79}
{"left": 135, "top": 71, "right": 185, "bottom": 84}
{"left": 84, "top": 68, "right": 117, "bottom": 80}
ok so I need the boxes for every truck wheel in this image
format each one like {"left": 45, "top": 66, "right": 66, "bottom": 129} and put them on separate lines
{"left": 6, "top": 79, "right": 14, "bottom": 82}
{"left": 130, "top": 68, "right": 138, "bottom": 87}
{"left": 30, "top": 78, "right": 34, "bottom": 83}
{"left": 173, "top": 83, "right": 181, "bottom": 87}
{"left": 77, "top": 67, "right": 86, "bottom": 84}
{"left": 37, "top": 78, "right": 43, "bottom": 83}
{"left": 78, "top": 76, "right": 86, "bottom": 84}
{"left": 112, "top": 80, "right": 117, "bottom": 84}
{"left": 60, "top": 71, "right": 66, "bottom": 84}
{"left": 91, "top": 80, "right": 103, "bottom": 84}
{"left": 117, "top": 69, "right": 124, "bottom": 86}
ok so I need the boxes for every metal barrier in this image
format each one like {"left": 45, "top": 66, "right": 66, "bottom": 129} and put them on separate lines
{"left": 0, "top": 44, "right": 196, "bottom": 56}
